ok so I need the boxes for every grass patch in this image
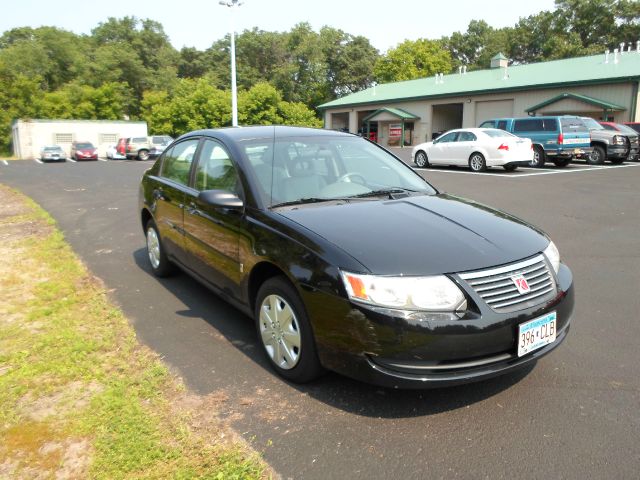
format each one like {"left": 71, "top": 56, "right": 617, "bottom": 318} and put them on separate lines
{"left": 0, "top": 185, "right": 268, "bottom": 479}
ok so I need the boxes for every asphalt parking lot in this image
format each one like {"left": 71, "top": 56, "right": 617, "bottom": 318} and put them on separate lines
{"left": 1, "top": 157, "right": 639, "bottom": 479}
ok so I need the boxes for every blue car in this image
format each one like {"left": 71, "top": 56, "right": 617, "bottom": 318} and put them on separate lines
{"left": 479, "top": 116, "right": 592, "bottom": 167}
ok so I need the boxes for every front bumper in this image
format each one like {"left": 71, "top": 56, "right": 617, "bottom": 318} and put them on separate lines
{"left": 307, "top": 263, "right": 574, "bottom": 389}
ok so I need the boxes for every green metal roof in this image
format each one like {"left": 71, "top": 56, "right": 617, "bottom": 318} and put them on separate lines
{"left": 362, "top": 107, "right": 420, "bottom": 122}
{"left": 526, "top": 92, "right": 626, "bottom": 112}
{"left": 318, "top": 53, "right": 640, "bottom": 110}
{"left": 492, "top": 53, "right": 508, "bottom": 60}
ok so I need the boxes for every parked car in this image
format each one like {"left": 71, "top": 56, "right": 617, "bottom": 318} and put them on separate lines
{"left": 106, "top": 144, "right": 126, "bottom": 160}
{"left": 139, "top": 126, "right": 574, "bottom": 388}
{"left": 479, "top": 116, "right": 592, "bottom": 167}
{"left": 39, "top": 145, "right": 66, "bottom": 162}
{"left": 70, "top": 141, "right": 98, "bottom": 161}
{"left": 124, "top": 135, "right": 173, "bottom": 160}
{"left": 579, "top": 117, "right": 632, "bottom": 164}
{"left": 412, "top": 128, "right": 533, "bottom": 172}
{"left": 598, "top": 122, "right": 639, "bottom": 161}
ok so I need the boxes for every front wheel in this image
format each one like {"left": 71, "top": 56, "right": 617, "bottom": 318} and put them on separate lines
{"left": 469, "top": 153, "right": 487, "bottom": 172}
{"left": 255, "top": 277, "right": 323, "bottom": 383}
{"left": 138, "top": 150, "right": 150, "bottom": 161}
{"left": 587, "top": 145, "right": 605, "bottom": 165}
{"left": 530, "top": 146, "right": 546, "bottom": 168}
{"left": 414, "top": 151, "right": 429, "bottom": 168}
{"left": 145, "top": 220, "right": 175, "bottom": 277}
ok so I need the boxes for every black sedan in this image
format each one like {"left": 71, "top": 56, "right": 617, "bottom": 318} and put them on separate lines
{"left": 138, "top": 126, "right": 574, "bottom": 389}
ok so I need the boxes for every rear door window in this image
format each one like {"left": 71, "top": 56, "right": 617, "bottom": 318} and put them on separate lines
{"left": 561, "top": 118, "right": 589, "bottom": 133}
{"left": 514, "top": 119, "right": 544, "bottom": 133}
{"left": 457, "top": 131, "right": 477, "bottom": 142}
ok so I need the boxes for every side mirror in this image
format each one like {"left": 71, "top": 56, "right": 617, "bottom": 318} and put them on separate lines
{"left": 198, "top": 190, "right": 244, "bottom": 209}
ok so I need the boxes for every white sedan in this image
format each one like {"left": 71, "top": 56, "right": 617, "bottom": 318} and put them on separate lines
{"left": 412, "top": 128, "right": 534, "bottom": 172}
{"left": 106, "top": 144, "right": 126, "bottom": 160}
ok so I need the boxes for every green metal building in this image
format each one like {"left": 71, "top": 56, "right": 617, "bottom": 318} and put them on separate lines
{"left": 318, "top": 51, "right": 640, "bottom": 147}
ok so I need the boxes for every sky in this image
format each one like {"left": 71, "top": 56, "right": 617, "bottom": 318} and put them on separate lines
{"left": 1, "top": 0, "right": 557, "bottom": 52}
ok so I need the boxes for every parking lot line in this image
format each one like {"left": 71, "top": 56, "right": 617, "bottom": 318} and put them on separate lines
{"left": 2, "top": 160, "right": 8, "bottom": 166}
{"left": 98, "top": 158, "right": 107, "bottom": 162}
{"left": 34, "top": 159, "right": 43, "bottom": 164}
{"left": 67, "top": 158, "right": 77, "bottom": 163}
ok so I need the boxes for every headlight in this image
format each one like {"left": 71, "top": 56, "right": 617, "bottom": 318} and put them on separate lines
{"left": 613, "top": 135, "right": 625, "bottom": 145}
{"left": 341, "top": 271, "right": 467, "bottom": 311}
{"left": 543, "top": 241, "right": 560, "bottom": 274}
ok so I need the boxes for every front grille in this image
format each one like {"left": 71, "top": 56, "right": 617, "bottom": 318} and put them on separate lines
{"left": 459, "top": 255, "right": 556, "bottom": 313}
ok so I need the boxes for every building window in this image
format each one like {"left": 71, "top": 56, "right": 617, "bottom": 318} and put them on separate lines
{"left": 99, "top": 133, "right": 118, "bottom": 144}
{"left": 54, "top": 133, "right": 73, "bottom": 144}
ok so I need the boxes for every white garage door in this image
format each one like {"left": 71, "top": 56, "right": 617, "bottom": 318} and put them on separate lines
{"left": 475, "top": 99, "right": 514, "bottom": 126}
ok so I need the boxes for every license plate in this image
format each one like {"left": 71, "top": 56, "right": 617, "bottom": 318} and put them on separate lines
{"left": 517, "top": 312, "right": 556, "bottom": 357}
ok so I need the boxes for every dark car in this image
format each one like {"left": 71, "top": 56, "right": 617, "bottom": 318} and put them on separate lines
{"left": 138, "top": 126, "right": 574, "bottom": 389}
{"left": 70, "top": 141, "right": 98, "bottom": 161}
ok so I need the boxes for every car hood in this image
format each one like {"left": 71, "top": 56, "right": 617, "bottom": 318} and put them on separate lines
{"left": 276, "top": 194, "right": 549, "bottom": 275}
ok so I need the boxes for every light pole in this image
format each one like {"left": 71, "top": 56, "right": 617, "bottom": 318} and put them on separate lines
{"left": 219, "top": 0, "right": 243, "bottom": 127}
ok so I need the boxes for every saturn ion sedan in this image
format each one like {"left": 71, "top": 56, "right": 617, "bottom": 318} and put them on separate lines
{"left": 138, "top": 126, "right": 574, "bottom": 389}
{"left": 412, "top": 128, "right": 534, "bottom": 172}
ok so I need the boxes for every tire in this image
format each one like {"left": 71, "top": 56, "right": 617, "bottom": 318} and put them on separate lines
{"left": 469, "top": 152, "right": 487, "bottom": 172}
{"left": 138, "top": 149, "right": 150, "bottom": 161}
{"left": 588, "top": 145, "right": 605, "bottom": 165}
{"left": 503, "top": 164, "right": 518, "bottom": 172}
{"left": 255, "top": 277, "right": 323, "bottom": 383}
{"left": 414, "top": 150, "right": 429, "bottom": 168}
{"left": 530, "top": 146, "right": 546, "bottom": 168}
{"left": 145, "top": 219, "right": 175, "bottom": 277}
{"left": 553, "top": 158, "right": 571, "bottom": 168}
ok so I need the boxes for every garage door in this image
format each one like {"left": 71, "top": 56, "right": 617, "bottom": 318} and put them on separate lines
{"left": 475, "top": 99, "right": 514, "bottom": 126}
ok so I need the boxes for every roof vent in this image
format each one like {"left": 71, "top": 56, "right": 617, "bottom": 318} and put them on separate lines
{"left": 605, "top": 49, "right": 609, "bottom": 64}
{"left": 490, "top": 53, "right": 508, "bottom": 69}
{"left": 614, "top": 48, "right": 619, "bottom": 64}
{"left": 637, "top": 40, "right": 640, "bottom": 53}
{"left": 620, "top": 42, "right": 625, "bottom": 55}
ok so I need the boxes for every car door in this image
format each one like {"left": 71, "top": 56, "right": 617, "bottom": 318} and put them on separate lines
{"left": 152, "top": 138, "right": 200, "bottom": 265}
{"left": 450, "top": 131, "right": 477, "bottom": 165}
{"left": 182, "top": 138, "right": 243, "bottom": 299}
{"left": 429, "top": 132, "right": 458, "bottom": 164}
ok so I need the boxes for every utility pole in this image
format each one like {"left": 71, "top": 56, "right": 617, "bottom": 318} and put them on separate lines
{"left": 219, "top": 0, "right": 243, "bottom": 127}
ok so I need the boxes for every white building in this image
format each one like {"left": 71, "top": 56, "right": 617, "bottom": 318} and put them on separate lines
{"left": 11, "top": 119, "right": 148, "bottom": 159}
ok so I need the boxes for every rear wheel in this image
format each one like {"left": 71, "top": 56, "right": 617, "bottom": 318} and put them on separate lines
{"left": 138, "top": 149, "right": 150, "bottom": 161}
{"left": 588, "top": 145, "right": 605, "bottom": 165}
{"left": 145, "top": 219, "right": 175, "bottom": 277}
{"left": 503, "top": 164, "right": 518, "bottom": 172}
{"left": 414, "top": 151, "right": 429, "bottom": 168}
{"left": 530, "top": 146, "right": 546, "bottom": 168}
{"left": 469, "top": 153, "right": 487, "bottom": 172}
{"left": 553, "top": 158, "right": 571, "bottom": 167}
{"left": 255, "top": 277, "right": 323, "bottom": 383}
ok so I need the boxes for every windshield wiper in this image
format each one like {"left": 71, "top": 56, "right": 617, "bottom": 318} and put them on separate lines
{"left": 347, "top": 187, "right": 421, "bottom": 199}
{"left": 270, "top": 197, "right": 348, "bottom": 208}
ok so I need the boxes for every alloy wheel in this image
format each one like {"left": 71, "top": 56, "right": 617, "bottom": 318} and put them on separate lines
{"left": 259, "top": 294, "right": 302, "bottom": 370}
{"left": 146, "top": 227, "right": 161, "bottom": 269}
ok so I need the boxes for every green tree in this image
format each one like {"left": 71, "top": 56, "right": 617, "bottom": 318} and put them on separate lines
{"left": 374, "top": 39, "right": 452, "bottom": 82}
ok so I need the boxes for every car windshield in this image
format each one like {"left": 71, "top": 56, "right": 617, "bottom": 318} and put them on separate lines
{"left": 239, "top": 135, "right": 436, "bottom": 207}
{"left": 483, "top": 129, "right": 515, "bottom": 138}
{"left": 76, "top": 143, "right": 94, "bottom": 149}
{"left": 581, "top": 117, "right": 604, "bottom": 130}
{"left": 614, "top": 124, "right": 638, "bottom": 135}
{"left": 44, "top": 146, "right": 62, "bottom": 151}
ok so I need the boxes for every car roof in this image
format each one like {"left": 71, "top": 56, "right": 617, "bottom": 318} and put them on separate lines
{"left": 177, "top": 125, "right": 354, "bottom": 143}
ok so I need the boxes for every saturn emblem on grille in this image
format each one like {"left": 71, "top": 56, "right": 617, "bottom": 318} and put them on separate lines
{"left": 511, "top": 275, "right": 531, "bottom": 294}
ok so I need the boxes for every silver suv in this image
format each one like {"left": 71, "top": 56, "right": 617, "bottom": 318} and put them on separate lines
{"left": 124, "top": 136, "right": 173, "bottom": 160}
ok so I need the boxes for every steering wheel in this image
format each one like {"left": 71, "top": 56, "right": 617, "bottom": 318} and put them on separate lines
{"left": 336, "top": 172, "right": 367, "bottom": 185}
